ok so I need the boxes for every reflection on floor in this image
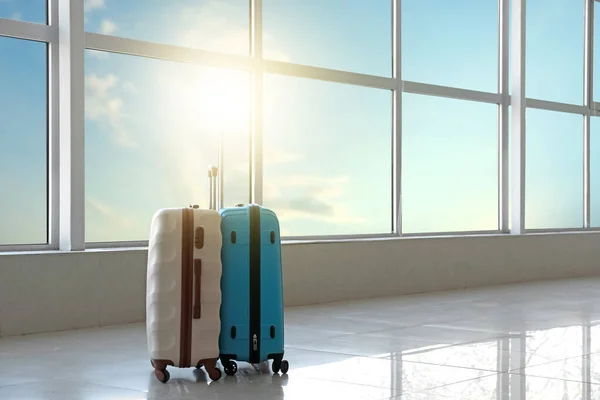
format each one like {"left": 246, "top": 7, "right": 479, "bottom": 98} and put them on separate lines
{"left": 2, "top": 277, "right": 600, "bottom": 399}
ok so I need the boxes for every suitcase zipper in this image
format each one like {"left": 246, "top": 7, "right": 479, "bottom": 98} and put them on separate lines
{"left": 179, "top": 208, "right": 194, "bottom": 368}
{"left": 249, "top": 204, "right": 261, "bottom": 363}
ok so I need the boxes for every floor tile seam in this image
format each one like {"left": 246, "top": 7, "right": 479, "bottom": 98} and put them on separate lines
{"left": 347, "top": 323, "right": 461, "bottom": 336}
{"left": 284, "top": 344, "right": 397, "bottom": 360}
{"left": 362, "top": 333, "right": 512, "bottom": 348}
{"left": 333, "top": 317, "right": 468, "bottom": 329}
{"left": 399, "top": 371, "right": 500, "bottom": 396}
{"left": 289, "top": 373, "right": 400, "bottom": 396}
{"left": 506, "top": 351, "right": 592, "bottom": 373}
{"left": 51, "top": 377, "right": 153, "bottom": 393}
{"left": 375, "top": 337, "right": 511, "bottom": 358}
{"left": 0, "top": 377, "right": 147, "bottom": 394}
{"left": 284, "top": 345, "right": 501, "bottom": 374}
{"left": 0, "top": 379, "right": 48, "bottom": 390}
{"left": 397, "top": 359, "right": 501, "bottom": 374}
{"left": 506, "top": 369, "right": 600, "bottom": 385}
{"left": 328, "top": 330, "right": 513, "bottom": 350}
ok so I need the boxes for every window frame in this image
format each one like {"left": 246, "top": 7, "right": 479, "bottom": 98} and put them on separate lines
{"left": 2, "top": 0, "right": 600, "bottom": 252}
{"left": 0, "top": 1, "right": 57, "bottom": 252}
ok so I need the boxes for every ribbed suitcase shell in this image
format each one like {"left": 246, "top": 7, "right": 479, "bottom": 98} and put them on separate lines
{"left": 146, "top": 207, "right": 222, "bottom": 379}
{"left": 218, "top": 204, "right": 285, "bottom": 366}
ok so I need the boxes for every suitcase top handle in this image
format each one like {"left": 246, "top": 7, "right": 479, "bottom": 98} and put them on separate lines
{"left": 208, "top": 165, "right": 218, "bottom": 210}
{"left": 208, "top": 165, "right": 218, "bottom": 178}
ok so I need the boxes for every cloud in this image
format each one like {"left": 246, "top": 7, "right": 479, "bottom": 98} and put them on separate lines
{"left": 86, "top": 197, "right": 136, "bottom": 241}
{"left": 86, "top": 196, "right": 113, "bottom": 217}
{"left": 87, "top": 196, "right": 134, "bottom": 229}
{"left": 122, "top": 81, "right": 137, "bottom": 94}
{"left": 264, "top": 148, "right": 303, "bottom": 166}
{"left": 263, "top": 35, "right": 292, "bottom": 63}
{"left": 177, "top": 0, "right": 291, "bottom": 62}
{"left": 84, "top": 0, "right": 105, "bottom": 12}
{"left": 85, "top": 73, "right": 137, "bottom": 148}
{"left": 88, "top": 50, "right": 110, "bottom": 59}
{"left": 263, "top": 173, "right": 366, "bottom": 225}
{"left": 99, "top": 19, "right": 117, "bottom": 35}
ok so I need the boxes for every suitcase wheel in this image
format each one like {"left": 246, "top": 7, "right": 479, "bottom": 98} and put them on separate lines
{"left": 154, "top": 368, "right": 170, "bottom": 384}
{"left": 224, "top": 360, "right": 238, "bottom": 376}
{"left": 272, "top": 359, "right": 289, "bottom": 375}
{"left": 281, "top": 360, "right": 289, "bottom": 374}
{"left": 208, "top": 368, "right": 222, "bottom": 381}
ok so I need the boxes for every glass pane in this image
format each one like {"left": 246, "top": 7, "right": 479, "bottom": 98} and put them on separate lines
{"left": 0, "top": 0, "right": 46, "bottom": 24}
{"left": 0, "top": 37, "right": 47, "bottom": 245}
{"left": 85, "top": 50, "right": 249, "bottom": 242}
{"left": 402, "top": 0, "right": 498, "bottom": 92}
{"left": 263, "top": 0, "right": 392, "bottom": 77}
{"left": 595, "top": 1, "right": 600, "bottom": 102}
{"left": 84, "top": 0, "right": 249, "bottom": 56}
{"left": 591, "top": 118, "right": 600, "bottom": 227}
{"left": 527, "top": 0, "right": 584, "bottom": 104}
{"left": 402, "top": 94, "right": 498, "bottom": 233}
{"left": 525, "top": 109, "right": 583, "bottom": 229}
{"left": 263, "top": 74, "right": 392, "bottom": 237}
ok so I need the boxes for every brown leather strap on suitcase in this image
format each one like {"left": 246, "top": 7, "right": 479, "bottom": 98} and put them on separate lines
{"left": 193, "top": 259, "right": 202, "bottom": 319}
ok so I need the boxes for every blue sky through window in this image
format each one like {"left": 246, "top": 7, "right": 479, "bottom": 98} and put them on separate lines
{"left": 0, "top": 0, "right": 596, "bottom": 243}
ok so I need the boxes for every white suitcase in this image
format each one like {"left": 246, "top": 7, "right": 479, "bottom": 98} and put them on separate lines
{"left": 146, "top": 167, "right": 223, "bottom": 383}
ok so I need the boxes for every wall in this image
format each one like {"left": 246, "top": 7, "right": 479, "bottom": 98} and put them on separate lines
{"left": 0, "top": 232, "right": 598, "bottom": 337}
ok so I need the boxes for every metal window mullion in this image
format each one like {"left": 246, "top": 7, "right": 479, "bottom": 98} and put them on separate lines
{"left": 509, "top": 334, "right": 527, "bottom": 398}
{"left": 497, "top": 338, "right": 510, "bottom": 399}
{"left": 499, "top": 0, "right": 510, "bottom": 232}
{"left": 583, "top": 325, "right": 592, "bottom": 399}
{"left": 250, "top": 0, "right": 263, "bottom": 205}
{"left": 526, "top": 98, "right": 591, "bottom": 115}
{"left": 393, "top": 0, "right": 402, "bottom": 235}
{"left": 0, "top": 18, "right": 55, "bottom": 42}
{"left": 402, "top": 81, "right": 501, "bottom": 104}
{"left": 510, "top": 0, "right": 526, "bottom": 234}
{"left": 85, "top": 32, "right": 257, "bottom": 72}
{"left": 48, "top": 0, "right": 59, "bottom": 249}
{"left": 58, "top": 0, "right": 85, "bottom": 250}
{"left": 585, "top": 0, "right": 594, "bottom": 228}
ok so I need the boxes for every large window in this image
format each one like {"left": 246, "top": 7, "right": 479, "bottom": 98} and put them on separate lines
{"left": 526, "top": 0, "right": 584, "bottom": 105}
{"left": 523, "top": 0, "right": 590, "bottom": 231}
{"left": 84, "top": 0, "right": 249, "bottom": 55}
{"left": 526, "top": 110, "right": 584, "bottom": 230}
{"left": 263, "top": 0, "right": 392, "bottom": 76}
{"left": 2, "top": 0, "right": 600, "bottom": 250}
{"left": 592, "top": 119, "right": 600, "bottom": 227}
{"left": 402, "top": 0, "right": 498, "bottom": 92}
{"left": 0, "top": 0, "right": 46, "bottom": 24}
{"left": 0, "top": 36, "right": 48, "bottom": 245}
{"left": 402, "top": 94, "right": 498, "bottom": 233}
{"left": 84, "top": 51, "right": 249, "bottom": 243}
{"left": 262, "top": 74, "right": 392, "bottom": 237}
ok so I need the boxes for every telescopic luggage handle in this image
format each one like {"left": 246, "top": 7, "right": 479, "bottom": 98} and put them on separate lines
{"left": 208, "top": 165, "right": 218, "bottom": 210}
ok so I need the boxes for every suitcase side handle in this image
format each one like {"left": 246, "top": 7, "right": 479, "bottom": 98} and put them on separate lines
{"left": 193, "top": 259, "right": 202, "bottom": 319}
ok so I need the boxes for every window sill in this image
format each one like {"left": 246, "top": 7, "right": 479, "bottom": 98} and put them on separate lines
{"left": 1, "top": 228, "right": 599, "bottom": 255}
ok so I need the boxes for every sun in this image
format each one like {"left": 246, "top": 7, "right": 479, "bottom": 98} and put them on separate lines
{"left": 159, "top": 65, "right": 251, "bottom": 138}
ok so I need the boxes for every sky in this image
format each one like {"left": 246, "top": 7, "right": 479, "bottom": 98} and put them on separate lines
{"left": 0, "top": 0, "right": 597, "bottom": 244}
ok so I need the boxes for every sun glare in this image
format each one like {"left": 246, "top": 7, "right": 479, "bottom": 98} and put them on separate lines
{"left": 160, "top": 66, "right": 250, "bottom": 138}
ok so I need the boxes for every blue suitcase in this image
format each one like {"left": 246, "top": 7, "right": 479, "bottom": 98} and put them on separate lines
{"left": 218, "top": 203, "right": 289, "bottom": 375}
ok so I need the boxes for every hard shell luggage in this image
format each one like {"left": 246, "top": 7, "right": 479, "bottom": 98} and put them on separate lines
{"left": 146, "top": 166, "right": 223, "bottom": 383}
{"left": 218, "top": 203, "right": 289, "bottom": 375}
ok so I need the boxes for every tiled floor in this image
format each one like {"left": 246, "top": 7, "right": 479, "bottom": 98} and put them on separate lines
{"left": 2, "top": 278, "right": 600, "bottom": 399}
